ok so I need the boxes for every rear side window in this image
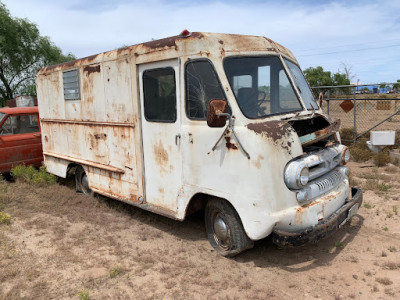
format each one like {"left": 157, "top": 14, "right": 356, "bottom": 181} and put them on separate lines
{"left": 185, "top": 60, "right": 226, "bottom": 120}
{"left": 143, "top": 68, "right": 176, "bottom": 123}
{"left": 63, "top": 69, "right": 80, "bottom": 100}
{"left": 0, "top": 115, "right": 39, "bottom": 135}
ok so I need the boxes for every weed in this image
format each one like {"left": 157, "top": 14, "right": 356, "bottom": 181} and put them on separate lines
{"left": 382, "top": 226, "right": 389, "bottom": 231}
{"left": 335, "top": 241, "right": 344, "bottom": 248}
{"left": 384, "top": 165, "right": 398, "bottom": 173}
{"left": 11, "top": 165, "right": 56, "bottom": 186}
{"left": 384, "top": 288, "right": 395, "bottom": 296}
{"left": 373, "top": 152, "right": 391, "bottom": 167}
{"left": 350, "top": 148, "right": 372, "bottom": 163}
{"left": 386, "top": 211, "right": 393, "bottom": 219}
{"left": 382, "top": 262, "right": 400, "bottom": 270}
{"left": 77, "top": 289, "right": 90, "bottom": 300}
{"left": 109, "top": 266, "right": 124, "bottom": 278}
{"left": 388, "top": 246, "right": 397, "bottom": 252}
{"left": 363, "top": 202, "right": 373, "bottom": 209}
{"left": 393, "top": 206, "right": 398, "bottom": 215}
{"left": 375, "top": 277, "right": 393, "bottom": 285}
{"left": 0, "top": 212, "right": 10, "bottom": 224}
{"left": 377, "top": 183, "right": 391, "bottom": 191}
{"left": 340, "top": 127, "right": 355, "bottom": 142}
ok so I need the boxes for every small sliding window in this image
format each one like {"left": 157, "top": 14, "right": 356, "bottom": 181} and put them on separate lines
{"left": 63, "top": 69, "right": 80, "bottom": 100}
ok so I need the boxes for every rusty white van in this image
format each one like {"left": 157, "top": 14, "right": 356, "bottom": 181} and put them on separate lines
{"left": 36, "top": 31, "right": 362, "bottom": 256}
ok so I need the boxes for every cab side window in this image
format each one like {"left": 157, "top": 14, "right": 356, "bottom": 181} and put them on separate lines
{"left": 185, "top": 60, "right": 226, "bottom": 120}
{"left": 0, "top": 115, "right": 39, "bottom": 135}
{"left": 143, "top": 68, "right": 176, "bottom": 123}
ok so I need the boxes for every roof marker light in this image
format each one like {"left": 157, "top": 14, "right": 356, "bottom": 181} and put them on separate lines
{"left": 179, "top": 29, "right": 192, "bottom": 38}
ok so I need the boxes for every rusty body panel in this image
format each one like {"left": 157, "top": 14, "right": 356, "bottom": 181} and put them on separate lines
{"left": 0, "top": 106, "right": 42, "bottom": 173}
{"left": 36, "top": 32, "right": 361, "bottom": 248}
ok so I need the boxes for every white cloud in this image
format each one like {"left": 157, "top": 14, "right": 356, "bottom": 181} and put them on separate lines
{"left": 2, "top": 0, "right": 400, "bottom": 83}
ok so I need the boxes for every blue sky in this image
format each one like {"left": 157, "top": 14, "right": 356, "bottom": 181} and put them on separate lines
{"left": 3, "top": 0, "right": 400, "bottom": 84}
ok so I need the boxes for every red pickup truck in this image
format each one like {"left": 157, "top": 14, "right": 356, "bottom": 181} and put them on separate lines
{"left": 0, "top": 106, "right": 43, "bottom": 173}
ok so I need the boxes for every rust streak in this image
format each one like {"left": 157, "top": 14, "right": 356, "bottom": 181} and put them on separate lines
{"left": 83, "top": 65, "right": 100, "bottom": 75}
{"left": 247, "top": 121, "right": 292, "bottom": 141}
{"left": 153, "top": 141, "right": 169, "bottom": 170}
{"left": 225, "top": 137, "right": 238, "bottom": 150}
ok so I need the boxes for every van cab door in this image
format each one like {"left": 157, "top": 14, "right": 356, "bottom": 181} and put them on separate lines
{"left": 0, "top": 112, "right": 42, "bottom": 173}
{"left": 138, "top": 60, "right": 182, "bottom": 212}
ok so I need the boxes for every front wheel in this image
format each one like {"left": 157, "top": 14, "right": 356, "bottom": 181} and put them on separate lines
{"left": 205, "top": 198, "right": 253, "bottom": 257}
{"left": 75, "top": 166, "right": 94, "bottom": 196}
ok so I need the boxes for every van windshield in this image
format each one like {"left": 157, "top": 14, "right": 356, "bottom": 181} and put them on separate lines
{"left": 283, "top": 58, "right": 317, "bottom": 110}
{"left": 224, "top": 56, "right": 303, "bottom": 119}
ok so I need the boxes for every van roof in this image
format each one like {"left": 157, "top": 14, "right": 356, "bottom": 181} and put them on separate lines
{"left": 38, "top": 32, "right": 298, "bottom": 75}
{"left": 0, "top": 106, "right": 38, "bottom": 115}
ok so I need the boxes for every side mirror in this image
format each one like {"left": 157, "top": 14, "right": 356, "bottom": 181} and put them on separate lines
{"left": 207, "top": 99, "right": 228, "bottom": 128}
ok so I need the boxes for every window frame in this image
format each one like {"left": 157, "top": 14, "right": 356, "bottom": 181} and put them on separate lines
{"left": 63, "top": 69, "right": 81, "bottom": 101}
{"left": 223, "top": 55, "right": 303, "bottom": 120}
{"left": 0, "top": 113, "right": 40, "bottom": 136}
{"left": 142, "top": 67, "right": 177, "bottom": 123}
{"left": 184, "top": 58, "right": 228, "bottom": 121}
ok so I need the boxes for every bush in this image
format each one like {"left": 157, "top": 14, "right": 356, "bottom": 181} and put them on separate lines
{"left": 0, "top": 211, "right": 10, "bottom": 224}
{"left": 350, "top": 148, "right": 373, "bottom": 163}
{"left": 340, "top": 127, "right": 355, "bottom": 143}
{"left": 373, "top": 152, "right": 391, "bottom": 167}
{"left": 11, "top": 165, "right": 57, "bottom": 186}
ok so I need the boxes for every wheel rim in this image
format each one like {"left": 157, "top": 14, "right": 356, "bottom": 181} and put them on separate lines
{"left": 212, "top": 212, "right": 230, "bottom": 249}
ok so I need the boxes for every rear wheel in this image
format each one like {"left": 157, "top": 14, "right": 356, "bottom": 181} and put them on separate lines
{"left": 75, "top": 166, "right": 93, "bottom": 196}
{"left": 205, "top": 198, "right": 253, "bottom": 257}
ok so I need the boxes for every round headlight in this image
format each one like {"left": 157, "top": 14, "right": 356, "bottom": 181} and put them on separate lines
{"left": 299, "top": 167, "right": 309, "bottom": 186}
{"left": 342, "top": 147, "right": 350, "bottom": 165}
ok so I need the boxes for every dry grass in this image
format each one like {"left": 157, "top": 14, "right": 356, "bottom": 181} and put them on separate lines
{"left": 376, "top": 277, "right": 393, "bottom": 285}
{"left": 382, "top": 262, "right": 400, "bottom": 270}
{"left": 0, "top": 160, "right": 400, "bottom": 299}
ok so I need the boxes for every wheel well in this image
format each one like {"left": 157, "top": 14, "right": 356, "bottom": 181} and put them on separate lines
{"left": 185, "top": 193, "right": 208, "bottom": 217}
{"left": 66, "top": 163, "right": 79, "bottom": 178}
{"left": 185, "top": 193, "right": 234, "bottom": 218}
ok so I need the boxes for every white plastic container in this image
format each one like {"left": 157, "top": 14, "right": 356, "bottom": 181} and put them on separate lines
{"left": 370, "top": 131, "right": 396, "bottom": 146}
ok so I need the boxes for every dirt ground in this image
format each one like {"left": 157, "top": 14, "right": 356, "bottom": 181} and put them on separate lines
{"left": 1, "top": 161, "right": 400, "bottom": 300}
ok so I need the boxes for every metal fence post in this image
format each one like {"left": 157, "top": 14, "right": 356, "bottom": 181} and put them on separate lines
{"left": 353, "top": 86, "right": 357, "bottom": 144}
{"left": 327, "top": 90, "right": 330, "bottom": 115}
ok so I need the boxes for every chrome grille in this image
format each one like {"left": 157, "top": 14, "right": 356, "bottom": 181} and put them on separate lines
{"left": 297, "top": 167, "right": 348, "bottom": 203}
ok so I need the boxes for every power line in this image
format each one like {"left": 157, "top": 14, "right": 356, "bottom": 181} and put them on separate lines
{"left": 295, "top": 38, "right": 400, "bottom": 52}
{"left": 296, "top": 44, "right": 400, "bottom": 57}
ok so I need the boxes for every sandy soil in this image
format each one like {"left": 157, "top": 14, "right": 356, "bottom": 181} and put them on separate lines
{"left": 1, "top": 162, "right": 400, "bottom": 299}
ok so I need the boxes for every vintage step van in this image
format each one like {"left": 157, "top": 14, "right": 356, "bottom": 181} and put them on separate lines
{"left": 36, "top": 31, "right": 362, "bottom": 256}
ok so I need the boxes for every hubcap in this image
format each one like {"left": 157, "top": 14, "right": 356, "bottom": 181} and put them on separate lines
{"left": 213, "top": 214, "right": 229, "bottom": 244}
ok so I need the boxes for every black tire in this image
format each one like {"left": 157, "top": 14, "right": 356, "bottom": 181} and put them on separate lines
{"left": 75, "top": 166, "right": 94, "bottom": 196}
{"left": 205, "top": 198, "right": 253, "bottom": 257}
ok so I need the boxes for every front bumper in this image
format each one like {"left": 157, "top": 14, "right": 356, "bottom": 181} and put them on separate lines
{"left": 272, "top": 187, "right": 363, "bottom": 247}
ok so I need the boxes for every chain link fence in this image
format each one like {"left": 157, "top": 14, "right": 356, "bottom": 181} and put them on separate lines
{"left": 312, "top": 83, "right": 400, "bottom": 144}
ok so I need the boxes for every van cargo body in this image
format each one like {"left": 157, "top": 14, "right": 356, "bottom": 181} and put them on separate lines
{"left": 36, "top": 32, "right": 362, "bottom": 256}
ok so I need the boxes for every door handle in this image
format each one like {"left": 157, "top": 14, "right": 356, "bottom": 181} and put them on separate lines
{"left": 175, "top": 134, "right": 181, "bottom": 146}
{"left": 33, "top": 133, "right": 41, "bottom": 137}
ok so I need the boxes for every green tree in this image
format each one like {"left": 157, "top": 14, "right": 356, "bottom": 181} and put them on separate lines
{"left": 379, "top": 82, "right": 387, "bottom": 89}
{"left": 0, "top": 2, "right": 75, "bottom": 106}
{"left": 303, "top": 66, "right": 333, "bottom": 87}
{"left": 304, "top": 66, "right": 350, "bottom": 96}
{"left": 392, "top": 79, "right": 400, "bottom": 90}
